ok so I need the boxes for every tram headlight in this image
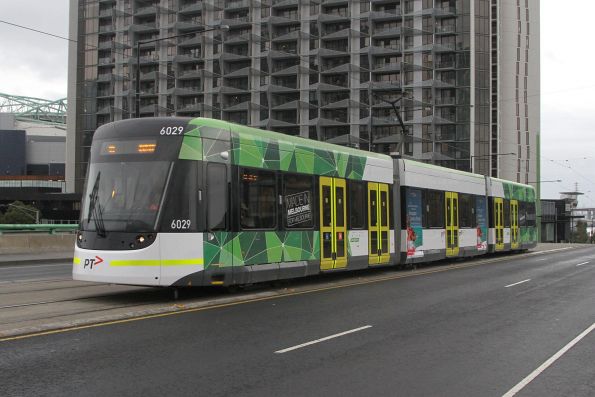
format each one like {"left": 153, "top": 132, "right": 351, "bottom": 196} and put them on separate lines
{"left": 136, "top": 235, "right": 146, "bottom": 244}
{"left": 77, "top": 232, "right": 83, "bottom": 242}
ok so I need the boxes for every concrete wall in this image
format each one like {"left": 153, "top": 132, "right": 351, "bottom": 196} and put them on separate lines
{"left": 0, "top": 130, "right": 27, "bottom": 176}
{"left": 0, "top": 234, "right": 75, "bottom": 255}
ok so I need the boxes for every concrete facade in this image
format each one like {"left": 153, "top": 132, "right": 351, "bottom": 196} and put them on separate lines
{"left": 67, "top": 0, "right": 540, "bottom": 194}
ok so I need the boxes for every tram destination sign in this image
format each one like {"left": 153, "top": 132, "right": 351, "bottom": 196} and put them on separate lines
{"left": 285, "top": 191, "right": 312, "bottom": 227}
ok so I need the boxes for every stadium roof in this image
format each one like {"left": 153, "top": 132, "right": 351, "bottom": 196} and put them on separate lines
{"left": 0, "top": 92, "right": 66, "bottom": 126}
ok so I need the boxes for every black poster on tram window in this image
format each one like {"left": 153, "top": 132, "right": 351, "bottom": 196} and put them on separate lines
{"left": 285, "top": 191, "right": 312, "bottom": 227}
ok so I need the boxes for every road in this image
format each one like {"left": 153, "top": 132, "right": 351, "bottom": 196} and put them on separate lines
{"left": 0, "top": 261, "right": 72, "bottom": 283}
{"left": 1, "top": 246, "right": 594, "bottom": 396}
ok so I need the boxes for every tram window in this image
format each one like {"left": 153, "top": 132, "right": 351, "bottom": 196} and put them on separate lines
{"left": 161, "top": 160, "right": 199, "bottom": 232}
{"left": 348, "top": 182, "right": 366, "bottom": 229}
{"left": 240, "top": 168, "right": 277, "bottom": 229}
{"left": 503, "top": 199, "right": 511, "bottom": 227}
{"left": 526, "top": 202, "right": 536, "bottom": 227}
{"left": 459, "top": 194, "right": 476, "bottom": 228}
{"left": 426, "top": 190, "right": 444, "bottom": 228}
{"left": 283, "top": 173, "right": 313, "bottom": 229}
{"left": 519, "top": 201, "right": 527, "bottom": 227}
{"left": 207, "top": 163, "right": 227, "bottom": 230}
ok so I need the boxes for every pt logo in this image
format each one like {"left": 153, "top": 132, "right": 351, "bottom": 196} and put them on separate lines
{"left": 84, "top": 256, "right": 104, "bottom": 269}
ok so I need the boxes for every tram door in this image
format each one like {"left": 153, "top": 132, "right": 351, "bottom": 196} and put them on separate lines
{"left": 319, "top": 177, "right": 347, "bottom": 270}
{"left": 445, "top": 192, "right": 459, "bottom": 257}
{"left": 368, "top": 183, "right": 390, "bottom": 265}
{"left": 511, "top": 200, "right": 519, "bottom": 249}
{"left": 494, "top": 198, "right": 504, "bottom": 250}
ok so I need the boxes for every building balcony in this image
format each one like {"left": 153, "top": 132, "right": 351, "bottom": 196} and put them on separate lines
{"left": 135, "top": 6, "right": 158, "bottom": 17}
{"left": 435, "top": 25, "right": 457, "bottom": 35}
{"left": 369, "top": 9, "right": 402, "bottom": 20}
{"left": 225, "top": 0, "right": 250, "bottom": 9}
{"left": 129, "top": 22, "right": 159, "bottom": 33}
{"left": 434, "top": 97, "right": 456, "bottom": 106}
{"left": 98, "top": 24, "right": 115, "bottom": 34}
{"left": 178, "top": 2, "right": 203, "bottom": 15}
{"left": 98, "top": 57, "right": 115, "bottom": 66}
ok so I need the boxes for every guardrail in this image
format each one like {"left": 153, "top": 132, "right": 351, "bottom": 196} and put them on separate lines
{"left": 0, "top": 224, "right": 79, "bottom": 235}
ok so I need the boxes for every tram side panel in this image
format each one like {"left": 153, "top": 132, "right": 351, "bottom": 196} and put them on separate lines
{"left": 486, "top": 177, "right": 537, "bottom": 253}
{"left": 191, "top": 120, "right": 396, "bottom": 286}
{"left": 396, "top": 159, "right": 490, "bottom": 265}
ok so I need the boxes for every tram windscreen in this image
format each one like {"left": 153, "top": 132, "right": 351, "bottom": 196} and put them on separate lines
{"left": 80, "top": 161, "right": 171, "bottom": 233}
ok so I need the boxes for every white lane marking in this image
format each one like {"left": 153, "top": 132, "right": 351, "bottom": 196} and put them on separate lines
{"left": 525, "top": 247, "right": 573, "bottom": 256}
{"left": 576, "top": 261, "right": 590, "bottom": 267}
{"left": 535, "top": 258, "right": 547, "bottom": 262}
{"left": 275, "top": 325, "right": 372, "bottom": 354}
{"left": 502, "top": 322, "right": 595, "bottom": 397}
{"left": 505, "top": 279, "right": 531, "bottom": 288}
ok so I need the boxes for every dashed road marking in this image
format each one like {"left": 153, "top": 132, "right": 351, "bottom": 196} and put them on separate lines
{"left": 275, "top": 325, "right": 372, "bottom": 354}
{"left": 502, "top": 322, "right": 595, "bottom": 397}
{"left": 505, "top": 279, "right": 531, "bottom": 288}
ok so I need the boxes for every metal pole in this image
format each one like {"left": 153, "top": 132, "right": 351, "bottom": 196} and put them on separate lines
{"left": 135, "top": 40, "right": 141, "bottom": 118}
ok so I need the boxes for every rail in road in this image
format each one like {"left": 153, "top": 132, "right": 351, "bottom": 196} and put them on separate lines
{"left": 0, "top": 245, "right": 594, "bottom": 396}
{"left": 0, "top": 244, "right": 590, "bottom": 340}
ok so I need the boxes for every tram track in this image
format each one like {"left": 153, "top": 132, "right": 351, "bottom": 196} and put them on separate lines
{"left": 0, "top": 288, "right": 171, "bottom": 311}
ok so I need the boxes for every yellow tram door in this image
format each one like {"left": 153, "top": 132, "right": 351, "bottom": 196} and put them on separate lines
{"left": 494, "top": 198, "right": 504, "bottom": 250}
{"left": 319, "top": 177, "right": 347, "bottom": 270}
{"left": 445, "top": 192, "right": 459, "bottom": 257}
{"left": 511, "top": 200, "right": 519, "bottom": 249}
{"left": 368, "top": 183, "right": 390, "bottom": 265}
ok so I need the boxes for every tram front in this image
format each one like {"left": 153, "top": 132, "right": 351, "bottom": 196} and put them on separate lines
{"left": 73, "top": 118, "right": 207, "bottom": 286}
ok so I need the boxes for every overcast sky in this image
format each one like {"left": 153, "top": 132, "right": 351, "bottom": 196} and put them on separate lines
{"left": 1, "top": 1, "right": 594, "bottom": 206}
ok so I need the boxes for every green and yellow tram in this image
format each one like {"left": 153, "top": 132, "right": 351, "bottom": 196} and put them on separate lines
{"left": 73, "top": 117, "right": 537, "bottom": 286}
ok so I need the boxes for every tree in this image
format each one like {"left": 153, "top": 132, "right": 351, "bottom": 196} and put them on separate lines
{"left": 571, "top": 221, "right": 589, "bottom": 243}
{"left": 0, "top": 201, "right": 40, "bottom": 224}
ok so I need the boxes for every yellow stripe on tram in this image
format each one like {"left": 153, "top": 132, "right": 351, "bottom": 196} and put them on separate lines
{"left": 110, "top": 260, "right": 161, "bottom": 267}
{"left": 73, "top": 257, "right": 81, "bottom": 265}
{"left": 109, "top": 259, "right": 204, "bottom": 267}
{"left": 161, "top": 258, "right": 204, "bottom": 266}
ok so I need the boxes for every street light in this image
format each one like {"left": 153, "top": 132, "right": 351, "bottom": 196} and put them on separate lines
{"left": 0, "top": 203, "right": 39, "bottom": 224}
{"left": 527, "top": 179, "right": 562, "bottom": 184}
{"left": 135, "top": 24, "right": 229, "bottom": 118}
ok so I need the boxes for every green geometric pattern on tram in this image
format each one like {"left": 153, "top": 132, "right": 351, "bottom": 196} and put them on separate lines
{"left": 502, "top": 181, "right": 535, "bottom": 202}
{"left": 204, "top": 231, "right": 320, "bottom": 268}
{"left": 520, "top": 227, "right": 537, "bottom": 243}
{"left": 184, "top": 117, "right": 374, "bottom": 181}
{"left": 231, "top": 129, "right": 367, "bottom": 180}
{"left": 203, "top": 232, "right": 231, "bottom": 268}
{"left": 178, "top": 127, "right": 203, "bottom": 160}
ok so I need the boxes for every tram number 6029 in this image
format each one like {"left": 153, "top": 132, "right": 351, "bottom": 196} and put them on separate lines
{"left": 171, "top": 219, "right": 191, "bottom": 230}
{"left": 160, "top": 126, "right": 184, "bottom": 136}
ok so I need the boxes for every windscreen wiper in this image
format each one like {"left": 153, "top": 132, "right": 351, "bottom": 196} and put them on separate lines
{"left": 87, "top": 172, "right": 107, "bottom": 237}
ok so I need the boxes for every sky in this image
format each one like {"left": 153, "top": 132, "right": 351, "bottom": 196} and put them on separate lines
{"left": 0, "top": 1, "right": 594, "bottom": 206}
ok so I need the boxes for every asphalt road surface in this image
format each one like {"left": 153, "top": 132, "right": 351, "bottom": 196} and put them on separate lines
{"left": 1, "top": 246, "right": 594, "bottom": 397}
{"left": 0, "top": 262, "right": 72, "bottom": 283}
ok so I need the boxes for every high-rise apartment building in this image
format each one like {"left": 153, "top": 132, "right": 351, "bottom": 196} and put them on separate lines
{"left": 67, "top": 0, "right": 539, "bottom": 193}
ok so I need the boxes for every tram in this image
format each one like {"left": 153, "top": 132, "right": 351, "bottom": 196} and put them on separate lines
{"left": 73, "top": 117, "right": 537, "bottom": 286}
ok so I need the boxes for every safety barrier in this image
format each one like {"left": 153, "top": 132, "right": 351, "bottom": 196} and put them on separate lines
{"left": 0, "top": 224, "right": 78, "bottom": 235}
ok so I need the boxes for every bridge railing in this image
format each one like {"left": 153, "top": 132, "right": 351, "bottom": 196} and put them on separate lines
{"left": 0, "top": 224, "right": 78, "bottom": 235}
